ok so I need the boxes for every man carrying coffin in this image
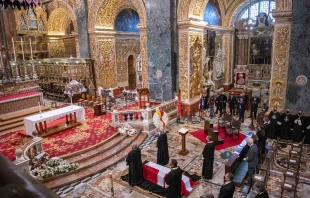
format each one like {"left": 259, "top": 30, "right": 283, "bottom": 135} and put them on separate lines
{"left": 126, "top": 144, "right": 143, "bottom": 186}
{"left": 202, "top": 136, "right": 215, "bottom": 180}
{"left": 157, "top": 127, "right": 169, "bottom": 166}
{"left": 165, "top": 159, "right": 182, "bottom": 198}
{"left": 280, "top": 109, "right": 293, "bottom": 140}
{"left": 292, "top": 110, "right": 305, "bottom": 142}
{"left": 268, "top": 107, "right": 280, "bottom": 139}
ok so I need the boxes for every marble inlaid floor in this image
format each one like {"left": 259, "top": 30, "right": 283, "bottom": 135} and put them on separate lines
{"left": 61, "top": 111, "right": 310, "bottom": 198}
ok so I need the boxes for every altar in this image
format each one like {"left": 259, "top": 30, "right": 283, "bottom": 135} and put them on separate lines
{"left": 0, "top": 91, "right": 43, "bottom": 115}
{"left": 24, "top": 105, "right": 85, "bottom": 137}
{"left": 142, "top": 161, "right": 198, "bottom": 196}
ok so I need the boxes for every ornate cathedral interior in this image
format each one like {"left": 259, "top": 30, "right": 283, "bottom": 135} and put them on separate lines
{"left": 0, "top": 0, "right": 310, "bottom": 197}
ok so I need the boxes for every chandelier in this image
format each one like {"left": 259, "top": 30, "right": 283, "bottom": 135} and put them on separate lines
{"left": 0, "top": 0, "right": 41, "bottom": 10}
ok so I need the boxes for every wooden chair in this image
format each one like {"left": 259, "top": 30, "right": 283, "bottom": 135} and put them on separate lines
{"left": 83, "top": 94, "right": 91, "bottom": 107}
{"left": 218, "top": 113, "right": 232, "bottom": 130}
{"left": 287, "top": 149, "right": 302, "bottom": 170}
{"left": 280, "top": 181, "right": 298, "bottom": 198}
{"left": 78, "top": 93, "right": 86, "bottom": 106}
{"left": 225, "top": 119, "right": 241, "bottom": 140}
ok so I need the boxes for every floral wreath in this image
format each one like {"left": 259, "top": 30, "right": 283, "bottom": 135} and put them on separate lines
{"left": 153, "top": 108, "right": 169, "bottom": 129}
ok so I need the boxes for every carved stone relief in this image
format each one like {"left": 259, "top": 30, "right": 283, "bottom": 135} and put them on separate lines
{"left": 269, "top": 25, "right": 291, "bottom": 109}
{"left": 115, "top": 39, "right": 140, "bottom": 83}
{"left": 97, "top": 39, "right": 117, "bottom": 88}
{"left": 140, "top": 30, "right": 148, "bottom": 88}
{"left": 189, "top": 33, "right": 203, "bottom": 98}
{"left": 48, "top": 42, "right": 64, "bottom": 58}
{"left": 179, "top": 31, "right": 189, "bottom": 100}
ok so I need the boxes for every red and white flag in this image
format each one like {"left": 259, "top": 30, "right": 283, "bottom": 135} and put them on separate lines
{"left": 143, "top": 162, "right": 199, "bottom": 196}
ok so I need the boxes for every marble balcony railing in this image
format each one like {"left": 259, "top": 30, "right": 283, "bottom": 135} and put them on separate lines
{"left": 111, "top": 99, "right": 178, "bottom": 132}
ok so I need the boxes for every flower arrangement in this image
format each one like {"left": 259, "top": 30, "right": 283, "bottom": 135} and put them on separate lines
{"left": 30, "top": 153, "right": 79, "bottom": 180}
{"left": 117, "top": 123, "right": 138, "bottom": 136}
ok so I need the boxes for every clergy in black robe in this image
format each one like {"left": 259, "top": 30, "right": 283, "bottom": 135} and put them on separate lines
{"left": 202, "top": 136, "right": 215, "bottom": 179}
{"left": 291, "top": 111, "right": 305, "bottom": 142}
{"left": 157, "top": 130, "right": 169, "bottom": 165}
{"left": 268, "top": 108, "right": 280, "bottom": 139}
{"left": 126, "top": 144, "right": 143, "bottom": 186}
{"left": 228, "top": 93, "right": 236, "bottom": 116}
{"left": 305, "top": 116, "right": 310, "bottom": 144}
{"left": 280, "top": 109, "right": 293, "bottom": 140}
{"left": 166, "top": 159, "right": 182, "bottom": 198}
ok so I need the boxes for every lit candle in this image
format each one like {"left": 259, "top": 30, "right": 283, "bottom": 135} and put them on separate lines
{"left": 12, "top": 37, "right": 16, "bottom": 62}
{"left": 29, "top": 38, "right": 33, "bottom": 61}
{"left": 20, "top": 37, "right": 25, "bottom": 61}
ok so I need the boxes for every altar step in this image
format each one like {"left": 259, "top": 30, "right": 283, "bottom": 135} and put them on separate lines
{"left": 0, "top": 106, "right": 50, "bottom": 133}
{"left": 43, "top": 131, "right": 148, "bottom": 189}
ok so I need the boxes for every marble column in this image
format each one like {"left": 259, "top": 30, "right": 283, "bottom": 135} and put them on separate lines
{"left": 269, "top": 0, "right": 292, "bottom": 110}
{"left": 145, "top": 0, "right": 177, "bottom": 101}
{"left": 286, "top": 0, "right": 310, "bottom": 112}
{"left": 75, "top": 0, "right": 90, "bottom": 58}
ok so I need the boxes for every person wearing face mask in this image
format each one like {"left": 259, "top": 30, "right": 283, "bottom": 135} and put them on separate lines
{"left": 254, "top": 181, "right": 269, "bottom": 198}
{"left": 292, "top": 110, "right": 305, "bottom": 142}
{"left": 218, "top": 172, "right": 235, "bottom": 198}
{"left": 268, "top": 107, "right": 280, "bottom": 139}
{"left": 280, "top": 109, "right": 293, "bottom": 140}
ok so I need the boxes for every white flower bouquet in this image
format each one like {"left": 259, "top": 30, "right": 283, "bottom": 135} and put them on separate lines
{"left": 117, "top": 123, "right": 137, "bottom": 136}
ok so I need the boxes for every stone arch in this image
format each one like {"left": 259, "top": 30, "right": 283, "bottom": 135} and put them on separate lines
{"left": 224, "top": 0, "right": 247, "bottom": 26}
{"left": 47, "top": 0, "right": 77, "bottom": 35}
{"left": 88, "top": 0, "right": 146, "bottom": 31}
{"left": 178, "top": 0, "right": 225, "bottom": 22}
{"left": 113, "top": 5, "right": 140, "bottom": 32}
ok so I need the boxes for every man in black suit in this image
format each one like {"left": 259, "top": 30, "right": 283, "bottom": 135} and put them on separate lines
{"left": 245, "top": 138, "right": 258, "bottom": 186}
{"left": 237, "top": 96, "right": 246, "bottom": 122}
{"left": 165, "top": 159, "right": 182, "bottom": 198}
{"left": 218, "top": 172, "right": 235, "bottom": 198}
{"left": 250, "top": 95, "right": 260, "bottom": 120}
{"left": 202, "top": 136, "right": 215, "bottom": 180}
{"left": 254, "top": 181, "right": 269, "bottom": 198}
{"left": 228, "top": 93, "right": 236, "bottom": 116}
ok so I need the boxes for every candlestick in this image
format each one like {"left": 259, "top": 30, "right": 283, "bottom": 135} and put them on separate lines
{"left": 29, "top": 38, "right": 33, "bottom": 61}
{"left": 109, "top": 173, "right": 114, "bottom": 197}
{"left": 12, "top": 37, "right": 16, "bottom": 62}
{"left": 20, "top": 38, "right": 24, "bottom": 61}
{"left": 38, "top": 101, "right": 42, "bottom": 116}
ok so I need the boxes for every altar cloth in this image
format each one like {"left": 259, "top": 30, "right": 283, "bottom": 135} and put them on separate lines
{"left": 24, "top": 105, "right": 85, "bottom": 136}
{"left": 142, "top": 161, "right": 198, "bottom": 196}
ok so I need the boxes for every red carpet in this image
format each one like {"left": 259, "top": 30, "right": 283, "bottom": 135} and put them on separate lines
{"left": 189, "top": 127, "right": 246, "bottom": 150}
{"left": 0, "top": 108, "right": 117, "bottom": 161}
{"left": 0, "top": 91, "right": 40, "bottom": 101}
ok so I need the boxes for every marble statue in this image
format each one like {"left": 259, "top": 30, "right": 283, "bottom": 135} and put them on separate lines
{"left": 214, "top": 49, "right": 224, "bottom": 79}
{"left": 136, "top": 53, "right": 142, "bottom": 72}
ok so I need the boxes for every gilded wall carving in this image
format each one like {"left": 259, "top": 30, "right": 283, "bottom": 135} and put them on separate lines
{"left": 140, "top": 30, "right": 148, "bottom": 88}
{"left": 89, "top": 0, "right": 146, "bottom": 30}
{"left": 223, "top": 34, "right": 230, "bottom": 83}
{"left": 179, "top": 32, "right": 189, "bottom": 100}
{"left": 269, "top": 25, "right": 290, "bottom": 109}
{"left": 189, "top": 33, "right": 203, "bottom": 98}
{"left": 47, "top": 8, "right": 70, "bottom": 35}
{"left": 97, "top": 39, "right": 117, "bottom": 88}
{"left": 115, "top": 39, "right": 140, "bottom": 83}
{"left": 276, "top": 0, "right": 292, "bottom": 10}
{"left": 190, "top": 0, "right": 204, "bottom": 16}
{"left": 48, "top": 42, "right": 64, "bottom": 58}
{"left": 47, "top": 0, "right": 77, "bottom": 34}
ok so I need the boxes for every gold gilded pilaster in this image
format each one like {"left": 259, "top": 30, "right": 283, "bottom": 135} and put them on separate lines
{"left": 97, "top": 38, "right": 117, "bottom": 88}
{"left": 189, "top": 32, "right": 203, "bottom": 98}
{"left": 269, "top": 0, "right": 292, "bottom": 109}
{"left": 179, "top": 30, "right": 189, "bottom": 101}
{"left": 222, "top": 31, "right": 234, "bottom": 84}
{"left": 137, "top": 26, "right": 148, "bottom": 88}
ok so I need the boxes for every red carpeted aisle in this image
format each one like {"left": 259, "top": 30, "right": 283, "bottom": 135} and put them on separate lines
{"left": 190, "top": 127, "right": 246, "bottom": 150}
{"left": 0, "top": 108, "right": 117, "bottom": 161}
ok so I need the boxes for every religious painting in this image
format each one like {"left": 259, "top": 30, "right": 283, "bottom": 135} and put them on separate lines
{"left": 249, "top": 36, "right": 272, "bottom": 65}
{"left": 203, "top": 0, "right": 222, "bottom": 26}
{"left": 235, "top": 72, "right": 247, "bottom": 89}
{"left": 114, "top": 9, "right": 140, "bottom": 32}
{"left": 208, "top": 30, "right": 216, "bottom": 57}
